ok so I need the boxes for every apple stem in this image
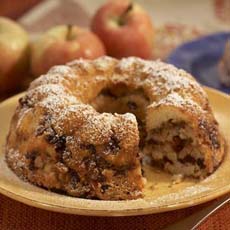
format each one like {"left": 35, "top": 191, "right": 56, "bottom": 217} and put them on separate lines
{"left": 66, "top": 24, "right": 74, "bottom": 40}
{"left": 119, "top": 3, "right": 133, "bottom": 26}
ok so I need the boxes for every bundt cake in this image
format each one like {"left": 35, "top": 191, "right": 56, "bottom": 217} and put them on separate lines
{"left": 5, "top": 56, "right": 225, "bottom": 200}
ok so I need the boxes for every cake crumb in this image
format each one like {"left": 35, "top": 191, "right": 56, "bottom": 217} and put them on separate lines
{"left": 171, "top": 174, "right": 184, "bottom": 185}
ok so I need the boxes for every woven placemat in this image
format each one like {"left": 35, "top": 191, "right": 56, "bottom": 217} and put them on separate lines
{"left": 1, "top": 193, "right": 230, "bottom": 230}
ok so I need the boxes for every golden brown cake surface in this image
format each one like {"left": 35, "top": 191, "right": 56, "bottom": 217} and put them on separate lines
{"left": 5, "top": 56, "right": 225, "bottom": 200}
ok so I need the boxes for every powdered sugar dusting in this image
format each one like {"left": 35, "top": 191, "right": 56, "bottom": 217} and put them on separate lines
{"left": 150, "top": 91, "right": 202, "bottom": 112}
{"left": 93, "top": 56, "right": 115, "bottom": 71}
{"left": 5, "top": 148, "right": 27, "bottom": 175}
{"left": 27, "top": 84, "right": 70, "bottom": 103}
{"left": 118, "top": 57, "right": 143, "bottom": 71}
{"left": 142, "top": 62, "right": 200, "bottom": 95}
{"left": 67, "top": 58, "right": 93, "bottom": 71}
{"left": 15, "top": 56, "right": 210, "bottom": 147}
{"left": 30, "top": 68, "right": 75, "bottom": 88}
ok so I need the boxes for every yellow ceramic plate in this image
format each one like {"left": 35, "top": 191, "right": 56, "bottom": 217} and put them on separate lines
{"left": 0, "top": 87, "right": 229, "bottom": 216}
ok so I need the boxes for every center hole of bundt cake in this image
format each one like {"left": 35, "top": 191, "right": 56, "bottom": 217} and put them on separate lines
{"left": 90, "top": 83, "right": 150, "bottom": 148}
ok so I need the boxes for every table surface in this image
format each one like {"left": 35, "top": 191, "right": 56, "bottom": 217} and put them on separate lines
{"left": 0, "top": 0, "right": 230, "bottom": 229}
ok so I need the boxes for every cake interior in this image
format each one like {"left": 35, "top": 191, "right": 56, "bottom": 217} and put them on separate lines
{"left": 90, "top": 83, "right": 207, "bottom": 178}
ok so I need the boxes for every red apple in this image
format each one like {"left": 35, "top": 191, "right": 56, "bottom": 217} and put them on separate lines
{"left": 31, "top": 25, "right": 106, "bottom": 76}
{"left": 91, "top": 0, "right": 154, "bottom": 59}
{"left": 0, "top": 17, "right": 29, "bottom": 95}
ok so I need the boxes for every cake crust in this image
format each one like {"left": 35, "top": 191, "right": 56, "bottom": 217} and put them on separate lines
{"left": 5, "top": 56, "right": 225, "bottom": 200}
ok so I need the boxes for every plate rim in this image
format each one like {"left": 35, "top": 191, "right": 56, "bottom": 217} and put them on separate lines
{"left": 0, "top": 87, "right": 229, "bottom": 216}
{"left": 0, "top": 180, "right": 230, "bottom": 217}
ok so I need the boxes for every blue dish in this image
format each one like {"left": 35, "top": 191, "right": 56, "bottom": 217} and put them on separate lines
{"left": 167, "top": 32, "right": 230, "bottom": 94}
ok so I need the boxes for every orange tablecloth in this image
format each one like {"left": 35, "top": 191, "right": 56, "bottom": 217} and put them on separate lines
{"left": 1, "top": 193, "right": 230, "bottom": 230}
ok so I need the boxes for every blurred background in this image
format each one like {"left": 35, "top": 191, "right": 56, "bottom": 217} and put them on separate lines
{"left": 0, "top": 0, "right": 229, "bottom": 99}
{"left": 2, "top": 0, "right": 230, "bottom": 30}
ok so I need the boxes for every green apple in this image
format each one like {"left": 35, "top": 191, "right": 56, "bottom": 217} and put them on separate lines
{"left": 0, "top": 17, "right": 30, "bottom": 95}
